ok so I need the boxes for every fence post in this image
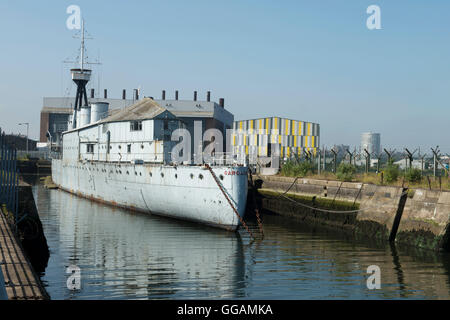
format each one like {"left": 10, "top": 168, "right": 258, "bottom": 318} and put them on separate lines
{"left": 0, "top": 132, "right": 4, "bottom": 203}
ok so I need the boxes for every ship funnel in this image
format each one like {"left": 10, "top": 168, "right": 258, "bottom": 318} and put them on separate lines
{"left": 79, "top": 105, "right": 91, "bottom": 127}
{"left": 91, "top": 102, "right": 109, "bottom": 123}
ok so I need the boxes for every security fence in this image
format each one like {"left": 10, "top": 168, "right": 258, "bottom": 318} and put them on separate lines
{"left": 0, "top": 128, "right": 18, "bottom": 224}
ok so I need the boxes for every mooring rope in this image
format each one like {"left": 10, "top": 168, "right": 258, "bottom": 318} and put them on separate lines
{"left": 205, "top": 164, "right": 255, "bottom": 240}
{"left": 247, "top": 169, "right": 264, "bottom": 239}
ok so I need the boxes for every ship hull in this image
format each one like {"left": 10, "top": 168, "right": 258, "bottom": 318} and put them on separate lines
{"left": 51, "top": 159, "right": 248, "bottom": 230}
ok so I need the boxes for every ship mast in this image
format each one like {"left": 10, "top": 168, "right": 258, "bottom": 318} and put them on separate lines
{"left": 80, "top": 19, "right": 85, "bottom": 70}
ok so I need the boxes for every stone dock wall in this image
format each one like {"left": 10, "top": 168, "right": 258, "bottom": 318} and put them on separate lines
{"left": 256, "top": 175, "right": 450, "bottom": 251}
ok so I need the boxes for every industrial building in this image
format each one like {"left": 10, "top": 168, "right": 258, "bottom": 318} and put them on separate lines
{"left": 361, "top": 132, "right": 381, "bottom": 155}
{"left": 232, "top": 117, "right": 320, "bottom": 159}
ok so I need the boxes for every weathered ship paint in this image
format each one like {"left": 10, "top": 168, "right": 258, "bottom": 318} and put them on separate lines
{"left": 52, "top": 160, "right": 248, "bottom": 230}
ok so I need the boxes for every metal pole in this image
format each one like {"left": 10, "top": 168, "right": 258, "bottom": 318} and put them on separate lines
{"left": 318, "top": 150, "right": 321, "bottom": 175}
{"left": 6, "top": 148, "right": 11, "bottom": 210}
{"left": 12, "top": 149, "right": 17, "bottom": 225}
{"left": 26, "top": 124, "right": 29, "bottom": 154}
{"left": 18, "top": 123, "right": 29, "bottom": 154}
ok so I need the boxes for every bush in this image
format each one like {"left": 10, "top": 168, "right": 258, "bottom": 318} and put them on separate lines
{"left": 336, "top": 162, "right": 356, "bottom": 182}
{"left": 281, "top": 160, "right": 313, "bottom": 177}
{"left": 384, "top": 161, "right": 400, "bottom": 183}
{"left": 405, "top": 168, "right": 422, "bottom": 183}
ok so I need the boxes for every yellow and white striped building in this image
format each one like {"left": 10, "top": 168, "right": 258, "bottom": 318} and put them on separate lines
{"left": 232, "top": 117, "right": 320, "bottom": 158}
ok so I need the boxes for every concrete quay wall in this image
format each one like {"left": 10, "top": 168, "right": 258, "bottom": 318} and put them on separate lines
{"left": 257, "top": 175, "right": 450, "bottom": 251}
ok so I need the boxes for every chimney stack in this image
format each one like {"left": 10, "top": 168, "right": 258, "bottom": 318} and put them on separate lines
{"left": 91, "top": 88, "right": 95, "bottom": 99}
{"left": 194, "top": 91, "right": 197, "bottom": 101}
{"left": 175, "top": 90, "right": 179, "bottom": 100}
{"left": 104, "top": 89, "right": 108, "bottom": 99}
{"left": 207, "top": 91, "right": 211, "bottom": 102}
{"left": 219, "top": 98, "right": 224, "bottom": 108}
{"left": 122, "top": 89, "right": 126, "bottom": 100}
{"left": 162, "top": 90, "right": 166, "bottom": 100}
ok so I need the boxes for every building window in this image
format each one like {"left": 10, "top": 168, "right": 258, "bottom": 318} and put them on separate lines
{"left": 130, "top": 121, "right": 143, "bottom": 131}
{"left": 87, "top": 144, "right": 94, "bottom": 153}
{"left": 164, "top": 119, "right": 169, "bottom": 130}
{"left": 127, "top": 144, "right": 131, "bottom": 153}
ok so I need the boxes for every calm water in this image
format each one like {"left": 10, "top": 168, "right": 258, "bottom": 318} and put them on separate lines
{"left": 32, "top": 182, "right": 450, "bottom": 300}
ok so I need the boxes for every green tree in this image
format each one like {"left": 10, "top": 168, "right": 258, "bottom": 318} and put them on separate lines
{"left": 384, "top": 160, "right": 400, "bottom": 183}
{"left": 405, "top": 168, "right": 422, "bottom": 183}
{"left": 336, "top": 163, "right": 356, "bottom": 182}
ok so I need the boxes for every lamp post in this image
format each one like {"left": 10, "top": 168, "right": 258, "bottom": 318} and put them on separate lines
{"left": 18, "top": 122, "right": 29, "bottom": 154}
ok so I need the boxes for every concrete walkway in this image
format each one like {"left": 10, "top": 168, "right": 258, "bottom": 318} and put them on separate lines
{"left": 0, "top": 207, "right": 47, "bottom": 300}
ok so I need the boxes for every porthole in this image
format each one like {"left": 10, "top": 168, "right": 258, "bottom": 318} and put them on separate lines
{"left": 135, "top": 172, "right": 137, "bottom": 176}
{"left": 175, "top": 174, "right": 178, "bottom": 179}
{"left": 199, "top": 174, "right": 204, "bottom": 180}
{"left": 149, "top": 172, "right": 152, "bottom": 177}
{"left": 141, "top": 145, "right": 144, "bottom": 149}
{"left": 139, "top": 172, "right": 142, "bottom": 176}
{"left": 126, "top": 171, "right": 129, "bottom": 175}
{"left": 118, "top": 145, "right": 122, "bottom": 149}
{"left": 219, "top": 175, "right": 224, "bottom": 180}
{"left": 161, "top": 173, "right": 164, "bottom": 178}
{"left": 190, "top": 173, "right": 194, "bottom": 179}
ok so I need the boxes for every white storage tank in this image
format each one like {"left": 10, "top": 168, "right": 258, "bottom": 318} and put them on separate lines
{"left": 91, "top": 102, "right": 109, "bottom": 123}
{"left": 79, "top": 106, "right": 91, "bottom": 127}
{"left": 361, "top": 132, "right": 381, "bottom": 155}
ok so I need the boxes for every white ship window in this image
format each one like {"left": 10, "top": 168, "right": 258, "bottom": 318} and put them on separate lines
{"left": 87, "top": 144, "right": 94, "bottom": 153}
{"left": 130, "top": 121, "right": 143, "bottom": 131}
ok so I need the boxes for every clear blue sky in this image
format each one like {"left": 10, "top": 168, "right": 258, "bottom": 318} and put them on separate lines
{"left": 1, "top": 0, "right": 449, "bottom": 152}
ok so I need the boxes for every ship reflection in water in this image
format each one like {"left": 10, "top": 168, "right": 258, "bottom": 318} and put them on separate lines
{"left": 34, "top": 183, "right": 246, "bottom": 299}
{"left": 33, "top": 182, "right": 450, "bottom": 300}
